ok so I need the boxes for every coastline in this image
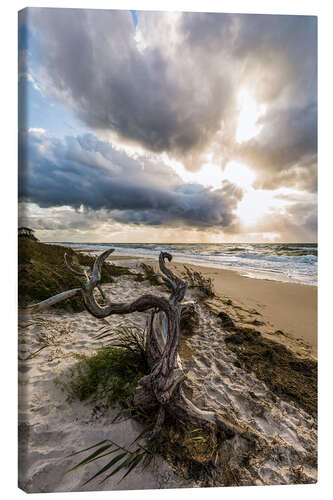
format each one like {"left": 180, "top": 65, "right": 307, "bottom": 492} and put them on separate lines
{"left": 107, "top": 254, "right": 317, "bottom": 354}
{"left": 54, "top": 242, "right": 317, "bottom": 287}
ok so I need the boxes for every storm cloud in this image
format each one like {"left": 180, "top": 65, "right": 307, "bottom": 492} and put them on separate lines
{"left": 19, "top": 129, "right": 243, "bottom": 230}
{"left": 25, "top": 9, "right": 231, "bottom": 168}
{"left": 25, "top": 8, "right": 317, "bottom": 189}
{"left": 237, "top": 103, "right": 317, "bottom": 192}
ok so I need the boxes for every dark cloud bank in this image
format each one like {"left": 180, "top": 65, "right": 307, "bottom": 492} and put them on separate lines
{"left": 19, "top": 130, "right": 242, "bottom": 230}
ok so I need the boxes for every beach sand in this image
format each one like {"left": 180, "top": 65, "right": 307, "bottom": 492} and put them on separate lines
{"left": 111, "top": 255, "right": 317, "bottom": 353}
{"left": 172, "top": 263, "right": 317, "bottom": 353}
{"left": 18, "top": 278, "right": 192, "bottom": 493}
{"left": 18, "top": 252, "right": 317, "bottom": 491}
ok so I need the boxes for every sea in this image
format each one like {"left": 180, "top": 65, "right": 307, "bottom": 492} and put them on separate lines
{"left": 50, "top": 242, "right": 318, "bottom": 287}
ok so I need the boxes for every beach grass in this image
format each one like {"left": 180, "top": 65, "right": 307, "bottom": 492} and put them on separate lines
{"left": 18, "top": 239, "right": 137, "bottom": 312}
{"left": 55, "top": 346, "right": 147, "bottom": 408}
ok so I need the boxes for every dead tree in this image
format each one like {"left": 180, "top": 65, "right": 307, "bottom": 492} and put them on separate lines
{"left": 25, "top": 249, "right": 246, "bottom": 440}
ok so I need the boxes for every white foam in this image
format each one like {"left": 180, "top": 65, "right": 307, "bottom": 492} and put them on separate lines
{"left": 51, "top": 242, "right": 317, "bottom": 286}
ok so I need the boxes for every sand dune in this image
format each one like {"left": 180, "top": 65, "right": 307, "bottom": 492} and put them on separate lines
{"left": 18, "top": 261, "right": 317, "bottom": 491}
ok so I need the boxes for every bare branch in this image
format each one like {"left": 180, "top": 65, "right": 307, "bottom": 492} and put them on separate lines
{"left": 24, "top": 288, "right": 82, "bottom": 314}
{"left": 25, "top": 248, "right": 179, "bottom": 320}
{"left": 90, "top": 248, "right": 115, "bottom": 287}
{"left": 96, "top": 284, "right": 106, "bottom": 300}
{"left": 23, "top": 248, "right": 241, "bottom": 443}
{"left": 64, "top": 253, "right": 86, "bottom": 277}
{"left": 79, "top": 249, "right": 182, "bottom": 321}
{"left": 152, "top": 273, "right": 176, "bottom": 291}
{"left": 159, "top": 252, "right": 187, "bottom": 303}
{"left": 158, "top": 252, "right": 176, "bottom": 285}
{"left": 81, "top": 291, "right": 173, "bottom": 319}
{"left": 65, "top": 251, "right": 107, "bottom": 300}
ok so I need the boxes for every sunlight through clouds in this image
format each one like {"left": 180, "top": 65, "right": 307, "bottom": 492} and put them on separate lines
{"left": 236, "top": 89, "right": 266, "bottom": 143}
{"left": 223, "top": 161, "right": 256, "bottom": 190}
{"left": 168, "top": 159, "right": 256, "bottom": 192}
{"left": 19, "top": 10, "right": 317, "bottom": 243}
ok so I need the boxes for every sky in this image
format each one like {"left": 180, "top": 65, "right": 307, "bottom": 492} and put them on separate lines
{"left": 18, "top": 8, "right": 317, "bottom": 243}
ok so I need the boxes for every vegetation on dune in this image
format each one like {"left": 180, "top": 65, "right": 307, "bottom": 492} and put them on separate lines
{"left": 225, "top": 327, "right": 317, "bottom": 417}
{"left": 56, "top": 347, "right": 147, "bottom": 408}
{"left": 56, "top": 324, "right": 148, "bottom": 408}
{"left": 138, "top": 262, "right": 161, "bottom": 285}
{"left": 136, "top": 262, "right": 170, "bottom": 291}
{"left": 205, "top": 303, "right": 317, "bottom": 417}
{"left": 18, "top": 226, "right": 39, "bottom": 241}
{"left": 57, "top": 324, "right": 220, "bottom": 486}
{"left": 18, "top": 239, "right": 135, "bottom": 312}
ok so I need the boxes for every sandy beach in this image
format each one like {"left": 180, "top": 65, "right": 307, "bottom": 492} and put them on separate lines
{"left": 174, "top": 263, "right": 317, "bottom": 353}
{"left": 18, "top": 249, "right": 317, "bottom": 492}
{"left": 110, "top": 255, "right": 317, "bottom": 352}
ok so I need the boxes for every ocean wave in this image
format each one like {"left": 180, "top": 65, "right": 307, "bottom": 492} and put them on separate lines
{"left": 235, "top": 252, "right": 317, "bottom": 264}
{"left": 53, "top": 242, "right": 317, "bottom": 286}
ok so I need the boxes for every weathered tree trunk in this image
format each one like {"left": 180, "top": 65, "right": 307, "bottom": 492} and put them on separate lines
{"left": 25, "top": 249, "right": 243, "bottom": 440}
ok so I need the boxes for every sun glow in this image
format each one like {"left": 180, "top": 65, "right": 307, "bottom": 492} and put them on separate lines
{"left": 164, "top": 160, "right": 224, "bottom": 189}
{"left": 223, "top": 161, "right": 288, "bottom": 227}
{"left": 164, "top": 156, "right": 292, "bottom": 229}
{"left": 182, "top": 163, "right": 224, "bottom": 188}
{"left": 167, "top": 158, "right": 257, "bottom": 191}
{"left": 236, "top": 189, "right": 288, "bottom": 227}
{"left": 223, "top": 161, "right": 256, "bottom": 189}
{"left": 236, "top": 89, "right": 265, "bottom": 143}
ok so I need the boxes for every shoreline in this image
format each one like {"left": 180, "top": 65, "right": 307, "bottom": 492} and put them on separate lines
{"left": 106, "top": 254, "right": 317, "bottom": 354}
{"left": 65, "top": 245, "right": 317, "bottom": 288}
{"left": 79, "top": 251, "right": 317, "bottom": 285}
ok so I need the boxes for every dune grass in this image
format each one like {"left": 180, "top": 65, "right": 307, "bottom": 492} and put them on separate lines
{"left": 55, "top": 347, "right": 147, "bottom": 408}
{"left": 182, "top": 265, "right": 215, "bottom": 298}
{"left": 18, "top": 239, "right": 135, "bottom": 312}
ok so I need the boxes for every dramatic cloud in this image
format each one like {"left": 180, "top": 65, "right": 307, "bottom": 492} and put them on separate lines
{"left": 19, "top": 130, "right": 243, "bottom": 231}
{"left": 254, "top": 201, "right": 317, "bottom": 243}
{"left": 25, "top": 9, "right": 317, "bottom": 190}
{"left": 25, "top": 9, "right": 232, "bottom": 169}
{"left": 237, "top": 103, "right": 317, "bottom": 192}
{"left": 18, "top": 9, "right": 317, "bottom": 242}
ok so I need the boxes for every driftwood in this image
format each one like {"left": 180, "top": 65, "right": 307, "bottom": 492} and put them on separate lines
{"left": 25, "top": 250, "right": 244, "bottom": 440}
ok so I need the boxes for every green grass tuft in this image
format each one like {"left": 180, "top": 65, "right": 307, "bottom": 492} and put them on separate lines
{"left": 55, "top": 346, "right": 147, "bottom": 408}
